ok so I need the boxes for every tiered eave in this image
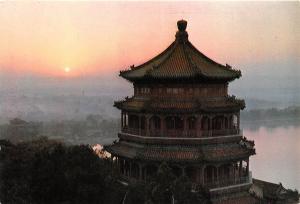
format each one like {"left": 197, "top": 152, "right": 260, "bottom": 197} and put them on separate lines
{"left": 120, "top": 22, "right": 241, "bottom": 83}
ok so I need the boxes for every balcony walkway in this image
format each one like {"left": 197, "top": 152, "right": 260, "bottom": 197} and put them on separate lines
{"left": 122, "top": 127, "right": 242, "bottom": 138}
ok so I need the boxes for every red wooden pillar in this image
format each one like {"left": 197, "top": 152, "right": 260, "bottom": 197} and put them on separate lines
{"left": 233, "top": 163, "right": 236, "bottom": 183}
{"left": 246, "top": 159, "right": 249, "bottom": 176}
{"left": 160, "top": 116, "right": 164, "bottom": 137}
{"left": 139, "top": 163, "right": 143, "bottom": 180}
{"left": 209, "top": 115, "right": 213, "bottom": 136}
{"left": 138, "top": 115, "right": 141, "bottom": 135}
{"left": 121, "top": 112, "right": 123, "bottom": 129}
{"left": 145, "top": 115, "right": 150, "bottom": 136}
{"left": 202, "top": 165, "right": 206, "bottom": 185}
{"left": 239, "top": 160, "right": 243, "bottom": 178}
{"left": 183, "top": 115, "right": 187, "bottom": 137}
{"left": 197, "top": 115, "right": 202, "bottom": 137}
{"left": 129, "top": 161, "right": 132, "bottom": 178}
{"left": 216, "top": 165, "right": 219, "bottom": 185}
{"left": 124, "top": 112, "right": 127, "bottom": 127}
{"left": 237, "top": 112, "right": 240, "bottom": 130}
{"left": 181, "top": 166, "right": 186, "bottom": 176}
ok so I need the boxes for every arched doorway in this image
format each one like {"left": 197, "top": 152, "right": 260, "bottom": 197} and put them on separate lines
{"left": 128, "top": 115, "right": 139, "bottom": 129}
{"left": 201, "top": 116, "right": 210, "bottom": 130}
{"left": 212, "top": 115, "right": 225, "bottom": 130}
{"left": 165, "top": 116, "right": 184, "bottom": 137}
{"left": 149, "top": 116, "right": 161, "bottom": 136}
{"left": 187, "top": 116, "right": 197, "bottom": 137}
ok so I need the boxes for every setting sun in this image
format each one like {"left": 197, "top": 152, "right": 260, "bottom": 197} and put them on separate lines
{"left": 64, "top": 67, "right": 71, "bottom": 73}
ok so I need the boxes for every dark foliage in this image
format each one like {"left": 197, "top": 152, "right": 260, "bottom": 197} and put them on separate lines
{"left": 1, "top": 139, "right": 212, "bottom": 204}
{"left": 124, "top": 162, "right": 211, "bottom": 204}
{"left": 0, "top": 137, "right": 125, "bottom": 204}
{"left": 173, "top": 176, "right": 211, "bottom": 204}
{"left": 125, "top": 182, "right": 147, "bottom": 204}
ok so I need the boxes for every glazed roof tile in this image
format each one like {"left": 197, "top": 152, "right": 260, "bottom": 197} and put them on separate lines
{"left": 120, "top": 20, "right": 241, "bottom": 82}
{"left": 114, "top": 96, "right": 245, "bottom": 112}
{"left": 105, "top": 139, "right": 255, "bottom": 162}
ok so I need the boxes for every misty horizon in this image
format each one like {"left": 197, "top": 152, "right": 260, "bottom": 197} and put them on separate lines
{"left": 0, "top": 1, "right": 299, "bottom": 122}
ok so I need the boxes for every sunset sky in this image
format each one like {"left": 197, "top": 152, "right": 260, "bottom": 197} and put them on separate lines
{"left": 0, "top": 1, "right": 299, "bottom": 79}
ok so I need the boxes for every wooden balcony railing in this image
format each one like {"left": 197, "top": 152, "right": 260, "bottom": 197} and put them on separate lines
{"left": 200, "top": 175, "right": 251, "bottom": 190}
{"left": 122, "top": 127, "right": 146, "bottom": 136}
{"left": 200, "top": 129, "right": 242, "bottom": 137}
{"left": 149, "top": 129, "right": 161, "bottom": 137}
{"left": 122, "top": 127, "right": 241, "bottom": 138}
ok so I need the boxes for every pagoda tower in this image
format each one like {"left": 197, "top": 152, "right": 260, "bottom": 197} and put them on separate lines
{"left": 105, "top": 20, "right": 256, "bottom": 203}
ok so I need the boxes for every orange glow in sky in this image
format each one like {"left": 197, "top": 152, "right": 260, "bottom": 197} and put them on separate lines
{"left": 0, "top": 2, "right": 299, "bottom": 77}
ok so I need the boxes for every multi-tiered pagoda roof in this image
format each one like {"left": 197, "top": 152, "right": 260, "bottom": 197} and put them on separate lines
{"left": 120, "top": 20, "right": 241, "bottom": 83}
{"left": 105, "top": 19, "right": 256, "bottom": 204}
{"left": 105, "top": 137, "right": 255, "bottom": 163}
{"left": 115, "top": 96, "right": 245, "bottom": 113}
{"left": 104, "top": 19, "right": 299, "bottom": 204}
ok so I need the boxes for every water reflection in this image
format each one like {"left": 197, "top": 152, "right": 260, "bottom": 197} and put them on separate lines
{"left": 244, "top": 125, "right": 300, "bottom": 190}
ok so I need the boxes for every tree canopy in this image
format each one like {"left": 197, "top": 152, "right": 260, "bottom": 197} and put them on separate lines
{"left": 124, "top": 162, "right": 211, "bottom": 204}
{"left": 1, "top": 138, "right": 211, "bottom": 204}
{"left": 0, "top": 137, "right": 124, "bottom": 204}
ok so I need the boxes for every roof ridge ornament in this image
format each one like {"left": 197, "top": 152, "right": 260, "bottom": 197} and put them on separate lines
{"left": 176, "top": 19, "right": 188, "bottom": 43}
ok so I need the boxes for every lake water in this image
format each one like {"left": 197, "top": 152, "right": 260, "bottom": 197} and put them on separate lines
{"left": 245, "top": 125, "right": 300, "bottom": 190}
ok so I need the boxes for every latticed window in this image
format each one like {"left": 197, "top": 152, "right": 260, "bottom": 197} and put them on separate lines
{"left": 233, "top": 115, "right": 238, "bottom": 128}
{"left": 166, "top": 88, "right": 172, "bottom": 94}
{"left": 175, "top": 117, "right": 183, "bottom": 129}
{"left": 150, "top": 116, "right": 161, "bottom": 129}
{"left": 140, "top": 87, "right": 150, "bottom": 94}
{"left": 194, "top": 88, "right": 199, "bottom": 96}
{"left": 178, "top": 88, "right": 184, "bottom": 94}
{"left": 166, "top": 88, "right": 182, "bottom": 95}
{"left": 141, "top": 116, "right": 146, "bottom": 130}
{"left": 212, "top": 116, "right": 223, "bottom": 130}
{"left": 128, "top": 115, "right": 139, "bottom": 128}
{"left": 188, "top": 117, "right": 196, "bottom": 129}
{"left": 166, "top": 116, "right": 183, "bottom": 129}
{"left": 224, "top": 117, "right": 228, "bottom": 129}
{"left": 158, "top": 88, "right": 163, "bottom": 94}
{"left": 166, "top": 117, "right": 174, "bottom": 129}
{"left": 173, "top": 88, "right": 178, "bottom": 94}
{"left": 202, "top": 88, "right": 208, "bottom": 96}
{"left": 205, "top": 165, "right": 217, "bottom": 183}
{"left": 154, "top": 117, "right": 160, "bottom": 129}
{"left": 201, "top": 116, "right": 210, "bottom": 130}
